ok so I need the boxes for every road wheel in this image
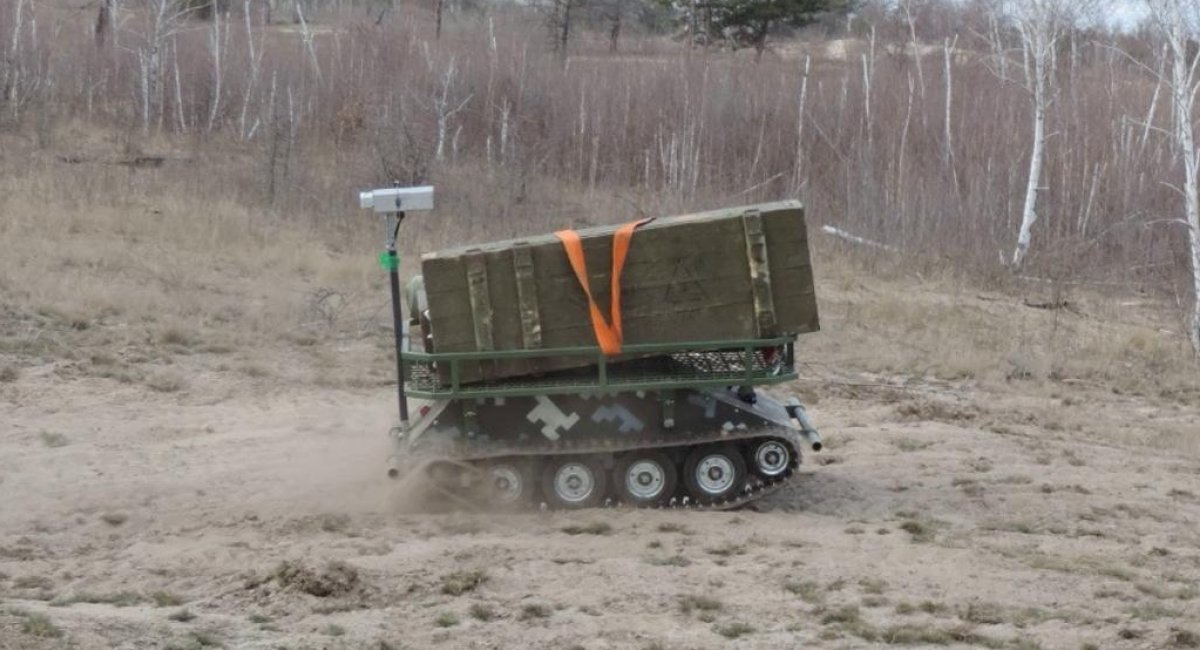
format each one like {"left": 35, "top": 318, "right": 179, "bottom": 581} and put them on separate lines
{"left": 483, "top": 459, "right": 535, "bottom": 508}
{"left": 748, "top": 439, "right": 792, "bottom": 479}
{"left": 683, "top": 444, "right": 746, "bottom": 504}
{"left": 541, "top": 456, "right": 607, "bottom": 509}
{"left": 613, "top": 451, "right": 677, "bottom": 507}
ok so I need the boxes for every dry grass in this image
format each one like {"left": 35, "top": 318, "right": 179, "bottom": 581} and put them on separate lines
{"left": 38, "top": 432, "right": 69, "bottom": 448}
{"left": 714, "top": 621, "right": 755, "bottom": 639}
{"left": 645, "top": 554, "right": 692, "bottom": 567}
{"left": 784, "top": 579, "right": 824, "bottom": 604}
{"left": 678, "top": 595, "right": 723, "bottom": 614}
{"left": 518, "top": 603, "right": 552, "bottom": 620}
{"left": 898, "top": 519, "right": 937, "bottom": 543}
{"left": 468, "top": 603, "right": 497, "bottom": 621}
{"left": 21, "top": 612, "right": 63, "bottom": 638}
{"left": 0, "top": 0, "right": 1195, "bottom": 426}
{"left": 269, "top": 560, "right": 360, "bottom": 598}
{"left": 151, "top": 591, "right": 186, "bottom": 607}
{"left": 0, "top": 122, "right": 1196, "bottom": 447}
{"left": 441, "top": 570, "right": 488, "bottom": 596}
{"left": 56, "top": 591, "right": 143, "bottom": 607}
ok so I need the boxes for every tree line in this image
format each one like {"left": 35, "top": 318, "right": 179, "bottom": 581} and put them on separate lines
{"left": 2, "top": 0, "right": 1199, "bottom": 354}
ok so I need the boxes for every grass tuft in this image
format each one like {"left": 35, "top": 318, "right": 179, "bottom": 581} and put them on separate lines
{"left": 39, "top": 431, "right": 69, "bottom": 448}
{"left": 519, "top": 603, "right": 552, "bottom": 620}
{"left": 898, "top": 519, "right": 936, "bottom": 543}
{"left": 468, "top": 602, "right": 497, "bottom": 621}
{"left": 146, "top": 370, "right": 188, "bottom": 393}
{"left": 646, "top": 554, "right": 691, "bottom": 567}
{"left": 821, "top": 605, "right": 862, "bottom": 625}
{"left": 22, "top": 613, "right": 63, "bottom": 638}
{"left": 1127, "top": 602, "right": 1183, "bottom": 620}
{"left": 961, "top": 601, "right": 1008, "bottom": 625}
{"left": 441, "top": 569, "right": 488, "bottom": 596}
{"left": 859, "top": 578, "right": 889, "bottom": 595}
{"left": 318, "top": 513, "right": 352, "bottom": 533}
{"left": 678, "top": 594, "right": 722, "bottom": 614}
{"left": 185, "top": 630, "right": 221, "bottom": 647}
{"left": 271, "top": 559, "right": 359, "bottom": 597}
{"left": 152, "top": 591, "right": 185, "bottom": 607}
{"left": 704, "top": 541, "right": 746, "bottom": 557}
{"left": 1170, "top": 628, "right": 1200, "bottom": 648}
{"left": 714, "top": 621, "right": 754, "bottom": 639}
{"left": 784, "top": 579, "right": 824, "bottom": 604}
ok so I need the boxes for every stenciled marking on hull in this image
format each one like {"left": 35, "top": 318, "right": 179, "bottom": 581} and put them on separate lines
{"left": 687, "top": 393, "right": 717, "bottom": 419}
{"left": 526, "top": 395, "right": 580, "bottom": 441}
{"left": 591, "top": 404, "right": 646, "bottom": 434}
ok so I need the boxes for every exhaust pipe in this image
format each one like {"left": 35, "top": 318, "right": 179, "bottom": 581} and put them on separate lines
{"left": 785, "top": 397, "right": 823, "bottom": 452}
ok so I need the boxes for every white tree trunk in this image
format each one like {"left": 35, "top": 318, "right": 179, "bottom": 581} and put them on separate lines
{"left": 1169, "top": 24, "right": 1200, "bottom": 352}
{"left": 238, "top": 0, "right": 262, "bottom": 141}
{"left": 1013, "top": 64, "right": 1046, "bottom": 267}
{"left": 6, "top": 0, "right": 27, "bottom": 107}
{"left": 172, "top": 37, "right": 186, "bottom": 133}
{"left": 943, "top": 36, "right": 956, "bottom": 164}
{"left": 792, "top": 55, "right": 810, "bottom": 194}
{"left": 1147, "top": 0, "right": 1200, "bottom": 353}
{"left": 138, "top": 50, "right": 151, "bottom": 131}
{"left": 1186, "top": 148, "right": 1200, "bottom": 352}
{"left": 206, "top": 9, "right": 223, "bottom": 134}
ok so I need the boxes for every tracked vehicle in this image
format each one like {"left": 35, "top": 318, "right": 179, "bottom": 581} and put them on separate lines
{"left": 360, "top": 186, "right": 823, "bottom": 510}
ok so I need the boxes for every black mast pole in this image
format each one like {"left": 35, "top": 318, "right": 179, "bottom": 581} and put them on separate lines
{"left": 386, "top": 199, "right": 409, "bottom": 428}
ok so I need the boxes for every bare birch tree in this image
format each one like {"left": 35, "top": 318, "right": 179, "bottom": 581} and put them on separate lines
{"left": 991, "top": 0, "right": 1088, "bottom": 268}
{"left": 4, "top": 0, "right": 30, "bottom": 108}
{"left": 127, "top": 0, "right": 196, "bottom": 133}
{"left": 237, "top": 0, "right": 265, "bottom": 140}
{"left": 206, "top": 6, "right": 225, "bottom": 134}
{"left": 432, "top": 58, "right": 472, "bottom": 163}
{"left": 1145, "top": 0, "right": 1200, "bottom": 353}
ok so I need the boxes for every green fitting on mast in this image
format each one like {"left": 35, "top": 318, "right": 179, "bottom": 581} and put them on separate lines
{"left": 379, "top": 251, "right": 399, "bottom": 271}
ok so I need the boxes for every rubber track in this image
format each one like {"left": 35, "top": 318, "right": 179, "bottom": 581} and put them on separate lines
{"left": 405, "top": 427, "right": 806, "bottom": 511}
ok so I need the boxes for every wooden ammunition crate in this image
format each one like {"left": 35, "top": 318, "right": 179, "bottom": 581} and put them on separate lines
{"left": 419, "top": 200, "right": 819, "bottom": 384}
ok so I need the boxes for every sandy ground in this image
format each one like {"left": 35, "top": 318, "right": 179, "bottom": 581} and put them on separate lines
{"left": 2, "top": 357, "right": 1199, "bottom": 650}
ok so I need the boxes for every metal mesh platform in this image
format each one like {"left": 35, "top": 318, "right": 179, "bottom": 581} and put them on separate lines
{"left": 404, "top": 339, "right": 797, "bottom": 398}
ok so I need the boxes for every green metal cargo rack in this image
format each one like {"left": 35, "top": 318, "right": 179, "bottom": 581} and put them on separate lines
{"left": 404, "top": 337, "right": 798, "bottom": 399}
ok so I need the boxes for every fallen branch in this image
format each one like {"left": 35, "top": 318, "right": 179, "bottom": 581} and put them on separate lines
{"left": 821, "top": 225, "right": 898, "bottom": 252}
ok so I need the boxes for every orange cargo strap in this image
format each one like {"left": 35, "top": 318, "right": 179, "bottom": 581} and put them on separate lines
{"left": 554, "top": 218, "right": 653, "bottom": 356}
